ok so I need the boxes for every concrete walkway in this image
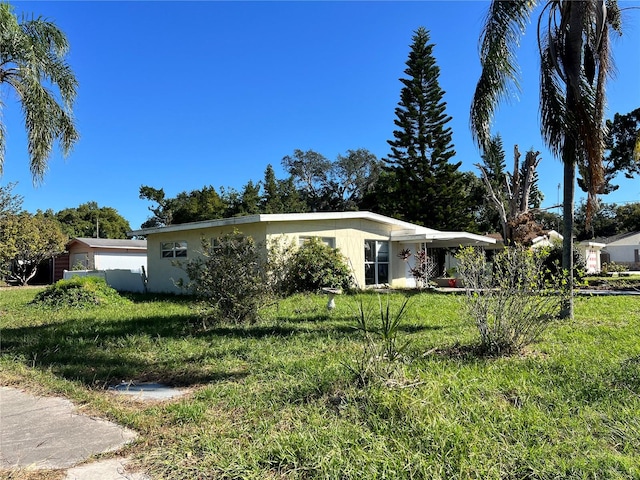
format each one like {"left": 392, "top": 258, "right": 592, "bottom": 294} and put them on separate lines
{"left": 0, "top": 386, "right": 149, "bottom": 479}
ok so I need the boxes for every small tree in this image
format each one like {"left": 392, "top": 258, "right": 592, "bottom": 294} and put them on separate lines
{"left": 398, "top": 248, "right": 438, "bottom": 289}
{"left": 0, "top": 212, "right": 67, "bottom": 285}
{"left": 178, "top": 231, "right": 271, "bottom": 324}
{"left": 456, "top": 245, "right": 567, "bottom": 355}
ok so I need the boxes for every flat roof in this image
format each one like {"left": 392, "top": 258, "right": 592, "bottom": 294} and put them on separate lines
{"left": 67, "top": 237, "right": 147, "bottom": 250}
{"left": 128, "top": 211, "right": 441, "bottom": 236}
{"left": 127, "top": 212, "right": 496, "bottom": 247}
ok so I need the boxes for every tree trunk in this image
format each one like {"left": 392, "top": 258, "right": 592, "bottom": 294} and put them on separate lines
{"left": 561, "top": 157, "right": 575, "bottom": 319}
{"left": 559, "top": 1, "right": 585, "bottom": 320}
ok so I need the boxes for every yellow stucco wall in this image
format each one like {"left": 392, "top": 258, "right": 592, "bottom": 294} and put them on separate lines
{"left": 146, "top": 224, "right": 267, "bottom": 293}
{"left": 145, "top": 217, "right": 416, "bottom": 293}
{"left": 263, "top": 217, "right": 395, "bottom": 289}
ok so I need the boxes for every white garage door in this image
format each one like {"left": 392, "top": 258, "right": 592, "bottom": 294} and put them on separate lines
{"left": 94, "top": 253, "right": 147, "bottom": 271}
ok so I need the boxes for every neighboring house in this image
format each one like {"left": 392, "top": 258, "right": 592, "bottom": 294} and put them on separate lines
{"left": 62, "top": 238, "right": 148, "bottom": 293}
{"left": 128, "top": 211, "right": 496, "bottom": 294}
{"left": 600, "top": 231, "right": 640, "bottom": 270}
{"left": 66, "top": 237, "right": 148, "bottom": 272}
{"left": 484, "top": 230, "right": 563, "bottom": 251}
{"left": 36, "top": 238, "right": 147, "bottom": 285}
{"left": 530, "top": 230, "right": 563, "bottom": 249}
{"left": 476, "top": 230, "right": 605, "bottom": 274}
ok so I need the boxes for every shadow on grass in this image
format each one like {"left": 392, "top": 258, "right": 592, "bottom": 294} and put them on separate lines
{"left": 0, "top": 311, "right": 252, "bottom": 388}
{"left": 1, "top": 293, "right": 448, "bottom": 390}
{"left": 122, "top": 292, "right": 199, "bottom": 305}
{"left": 192, "top": 323, "right": 444, "bottom": 343}
{"left": 419, "top": 341, "right": 540, "bottom": 364}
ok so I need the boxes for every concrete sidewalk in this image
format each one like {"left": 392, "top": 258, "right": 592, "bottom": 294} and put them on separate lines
{"left": 0, "top": 386, "right": 149, "bottom": 479}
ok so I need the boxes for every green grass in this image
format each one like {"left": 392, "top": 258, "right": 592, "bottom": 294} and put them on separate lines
{"left": 1, "top": 288, "right": 640, "bottom": 479}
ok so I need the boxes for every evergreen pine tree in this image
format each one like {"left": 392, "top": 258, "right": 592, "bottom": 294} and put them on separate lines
{"left": 380, "top": 27, "right": 469, "bottom": 230}
{"left": 239, "top": 180, "right": 261, "bottom": 215}
{"left": 261, "top": 164, "right": 308, "bottom": 214}
{"left": 476, "top": 135, "right": 507, "bottom": 233}
{"left": 262, "top": 164, "right": 283, "bottom": 214}
{"left": 482, "top": 135, "right": 507, "bottom": 195}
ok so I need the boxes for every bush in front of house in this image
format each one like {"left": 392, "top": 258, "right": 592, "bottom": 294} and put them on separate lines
{"left": 284, "top": 237, "right": 353, "bottom": 294}
{"left": 179, "top": 231, "right": 271, "bottom": 324}
{"left": 180, "top": 234, "right": 353, "bottom": 323}
{"left": 456, "top": 245, "right": 567, "bottom": 355}
{"left": 31, "top": 276, "right": 128, "bottom": 309}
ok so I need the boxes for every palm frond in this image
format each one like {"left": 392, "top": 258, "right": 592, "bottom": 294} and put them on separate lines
{"left": 20, "top": 17, "right": 70, "bottom": 57}
{"left": 539, "top": 40, "right": 568, "bottom": 159}
{"left": 0, "top": 4, "right": 78, "bottom": 183}
{"left": 539, "top": 0, "right": 618, "bottom": 227}
{"left": 470, "top": 0, "right": 536, "bottom": 152}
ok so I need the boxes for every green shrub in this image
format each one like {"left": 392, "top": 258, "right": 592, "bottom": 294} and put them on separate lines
{"left": 31, "top": 276, "right": 128, "bottom": 309}
{"left": 456, "top": 245, "right": 567, "bottom": 355}
{"left": 539, "top": 241, "right": 586, "bottom": 285}
{"left": 601, "top": 261, "right": 629, "bottom": 275}
{"left": 178, "top": 232, "right": 271, "bottom": 324}
{"left": 265, "top": 235, "right": 297, "bottom": 297}
{"left": 284, "top": 237, "right": 353, "bottom": 294}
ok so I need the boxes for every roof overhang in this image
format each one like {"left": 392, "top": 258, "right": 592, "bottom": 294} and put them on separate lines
{"left": 579, "top": 241, "right": 606, "bottom": 249}
{"left": 391, "top": 230, "right": 497, "bottom": 247}
{"left": 66, "top": 238, "right": 147, "bottom": 251}
{"left": 127, "top": 211, "right": 442, "bottom": 237}
{"left": 126, "top": 211, "right": 496, "bottom": 248}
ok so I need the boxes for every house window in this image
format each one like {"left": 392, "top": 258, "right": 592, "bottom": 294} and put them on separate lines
{"left": 210, "top": 238, "right": 222, "bottom": 253}
{"left": 71, "top": 253, "right": 90, "bottom": 270}
{"left": 364, "top": 240, "right": 389, "bottom": 285}
{"left": 299, "top": 236, "right": 335, "bottom": 248}
{"left": 161, "top": 241, "right": 187, "bottom": 258}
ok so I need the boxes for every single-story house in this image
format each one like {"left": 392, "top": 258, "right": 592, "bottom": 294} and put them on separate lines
{"left": 599, "top": 231, "right": 640, "bottom": 269}
{"left": 66, "top": 237, "right": 148, "bottom": 272}
{"left": 61, "top": 238, "right": 148, "bottom": 293}
{"left": 128, "top": 211, "right": 496, "bottom": 294}
{"left": 529, "top": 231, "right": 607, "bottom": 275}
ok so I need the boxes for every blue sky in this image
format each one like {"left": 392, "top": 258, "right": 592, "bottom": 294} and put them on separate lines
{"left": 4, "top": 1, "right": 640, "bottom": 231}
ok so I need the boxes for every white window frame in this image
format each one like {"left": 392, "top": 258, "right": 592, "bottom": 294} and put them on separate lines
{"left": 364, "top": 240, "right": 389, "bottom": 286}
{"left": 210, "top": 238, "right": 222, "bottom": 253}
{"left": 298, "top": 236, "right": 335, "bottom": 248}
{"left": 161, "top": 241, "right": 187, "bottom": 258}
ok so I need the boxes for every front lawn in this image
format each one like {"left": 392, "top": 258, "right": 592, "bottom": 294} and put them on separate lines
{"left": 1, "top": 288, "right": 639, "bottom": 479}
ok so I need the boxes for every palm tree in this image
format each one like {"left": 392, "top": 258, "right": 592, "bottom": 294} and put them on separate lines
{"left": 470, "top": 0, "right": 624, "bottom": 318}
{"left": 0, "top": 3, "right": 78, "bottom": 182}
